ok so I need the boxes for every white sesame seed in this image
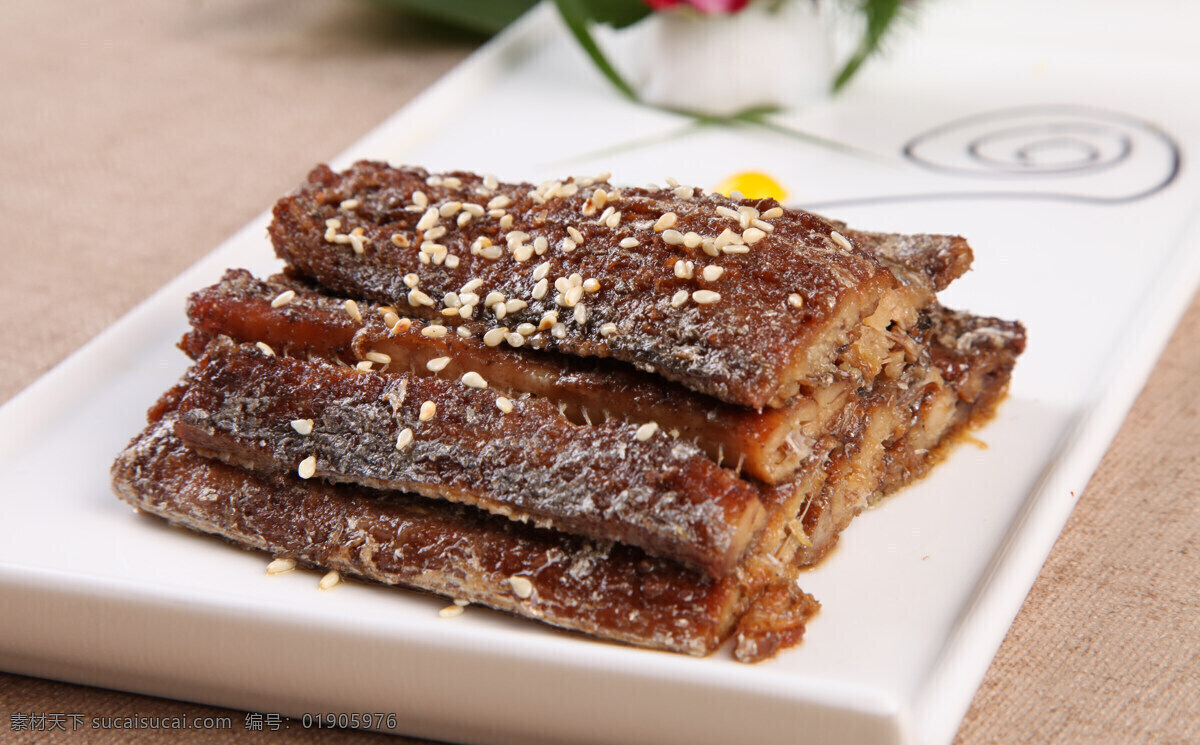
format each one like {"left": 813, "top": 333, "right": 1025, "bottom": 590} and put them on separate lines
{"left": 693, "top": 290, "right": 721, "bottom": 305}
{"left": 582, "top": 278, "right": 601, "bottom": 293}
{"left": 441, "top": 307, "right": 460, "bottom": 318}
{"left": 722, "top": 245, "right": 751, "bottom": 255}
{"left": 462, "top": 371, "right": 487, "bottom": 389}
{"left": 413, "top": 191, "right": 428, "bottom": 208}
{"left": 409, "top": 289, "right": 435, "bottom": 307}
{"left": 419, "top": 253, "right": 431, "bottom": 265}
{"left": 422, "top": 325, "right": 449, "bottom": 339}
{"left": 347, "top": 234, "right": 366, "bottom": 255}
{"left": 715, "top": 228, "right": 743, "bottom": 250}
{"left": 515, "top": 322, "right": 536, "bottom": 337}
{"left": 673, "top": 260, "right": 694, "bottom": 279}
{"left": 702, "top": 265, "right": 725, "bottom": 282}
{"left": 499, "top": 215, "right": 514, "bottom": 230}
{"left": 291, "top": 418, "right": 314, "bottom": 435}
{"left": 456, "top": 326, "right": 472, "bottom": 339}
{"left": 461, "top": 278, "right": 484, "bottom": 294}
{"left": 574, "top": 304, "right": 588, "bottom": 325}
{"left": 271, "top": 290, "right": 296, "bottom": 308}
{"left": 531, "top": 278, "right": 549, "bottom": 300}
{"left": 505, "top": 332, "right": 525, "bottom": 348}
{"left": 593, "top": 189, "right": 608, "bottom": 210}
{"left": 729, "top": 189, "right": 745, "bottom": 200}
{"left": 597, "top": 206, "right": 614, "bottom": 225}
{"left": 404, "top": 273, "right": 420, "bottom": 289}
{"left": 605, "top": 210, "right": 622, "bottom": 228}
{"left": 654, "top": 212, "right": 678, "bottom": 232}
{"left": 426, "top": 175, "right": 443, "bottom": 187}
{"left": 419, "top": 401, "right": 436, "bottom": 422}
{"left": 565, "top": 286, "right": 583, "bottom": 307}
{"left": 480, "top": 245, "right": 503, "bottom": 260}
{"left": 319, "top": 570, "right": 341, "bottom": 591}
{"left": 635, "top": 421, "right": 659, "bottom": 441}
{"left": 743, "top": 227, "right": 767, "bottom": 244}
{"left": 391, "top": 233, "right": 410, "bottom": 248}
{"left": 356, "top": 361, "right": 374, "bottom": 371}
{"left": 673, "top": 185, "right": 693, "bottom": 200}
{"left": 341, "top": 197, "right": 361, "bottom": 211}
{"left": 600, "top": 322, "right": 618, "bottom": 337}
{"left": 298, "top": 456, "right": 317, "bottom": 479}
{"left": 567, "top": 226, "right": 584, "bottom": 244}
{"left": 463, "top": 203, "right": 485, "bottom": 217}
{"left": 619, "top": 237, "right": 639, "bottom": 249}
{"left": 831, "top": 231, "right": 852, "bottom": 250}
{"left": 364, "top": 352, "right": 391, "bottom": 366}
{"left": 487, "top": 195, "right": 511, "bottom": 210}
{"left": 788, "top": 293, "right": 804, "bottom": 309}
{"left": 561, "top": 237, "right": 577, "bottom": 253}
{"left": 539, "top": 311, "right": 559, "bottom": 330}
{"left": 670, "top": 290, "right": 688, "bottom": 308}
{"left": 662, "top": 229, "right": 685, "bottom": 245}
{"left": 342, "top": 299, "right": 362, "bottom": 323}
{"left": 508, "top": 576, "right": 534, "bottom": 599}
{"left": 752, "top": 219, "right": 775, "bottom": 232}
{"left": 716, "top": 206, "right": 741, "bottom": 221}
{"left": 426, "top": 225, "right": 447, "bottom": 240}
{"left": 438, "top": 604, "right": 465, "bottom": 618}
{"left": 439, "top": 201, "right": 462, "bottom": 218}
{"left": 488, "top": 208, "right": 505, "bottom": 219}
{"left": 682, "top": 232, "right": 702, "bottom": 249}
{"left": 513, "top": 244, "right": 533, "bottom": 263}
{"left": 762, "top": 207, "right": 784, "bottom": 219}
{"left": 701, "top": 237, "right": 719, "bottom": 257}
{"left": 496, "top": 396, "right": 514, "bottom": 414}
{"left": 396, "top": 427, "right": 414, "bottom": 450}
{"left": 443, "top": 176, "right": 462, "bottom": 189}
{"left": 533, "top": 236, "right": 549, "bottom": 255}
{"left": 421, "top": 356, "right": 450, "bottom": 373}
{"left": 505, "top": 299, "right": 527, "bottom": 314}
{"left": 551, "top": 322, "right": 567, "bottom": 339}
{"left": 492, "top": 303, "right": 507, "bottom": 320}
{"left": 256, "top": 341, "right": 275, "bottom": 357}
{"left": 416, "top": 208, "right": 439, "bottom": 232}
{"left": 483, "top": 174, "right": 499, "bottom": 190}
{"left": 266, "top": 558, "right": 296, "bottom": 575}
{"left": 533, "top": 261, "right": 551, "bottom": 281}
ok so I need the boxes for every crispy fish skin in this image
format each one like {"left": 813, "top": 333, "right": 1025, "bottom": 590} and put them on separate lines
{"left": 112, "top": 415, "right": 818, "bottom": 658}
{"left": 185, "top": 270, "right": 815, "bottom": 484}
{"left": 270, "top": 162, "right": 907, "bottom": 409}
{"left": 173, "top": 338, "right": 768, "bottom": 578}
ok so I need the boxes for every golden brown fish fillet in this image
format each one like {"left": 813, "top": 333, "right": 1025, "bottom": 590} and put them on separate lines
{"left": 184, "top": 270, "right": 823, "bottom": 484}
{"left": 112, "top": 414, "right": 818, "bottom": 660}
{"left": 173, "top": 337, "right": 768, "bottom": 578}
{"left": 270, "top": 162, "right": 939, "bottom": 409}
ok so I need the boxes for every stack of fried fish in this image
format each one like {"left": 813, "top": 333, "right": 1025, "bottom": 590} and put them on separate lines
{"left": 112, "top": 162, "right": 1024, "bottom": 662}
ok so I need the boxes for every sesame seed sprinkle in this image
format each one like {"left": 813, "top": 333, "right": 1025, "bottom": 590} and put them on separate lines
{"left": 404, "top": 273, "right": 420, "bottom": 289}
{"left": 788, "top": 293, "right": 805, "bottom": 309}
{"left": 600, "top": 322, "right": 618, "bottom": 337}
{"left": 566, "top": 226, "right": 584, "bottom": 244}
{"left": 582, "top": 278, "right": 600, "bottom": 293}
{"left": 339, "top": 198, "right": 360, "bottom": 210}
{"left": 291, "top": 418, "right": 314, "bottom": 435}
{"left": 620, "top": 237, "right": 639, "bottom": 249}
{"left": 416, "top": 208, "right": 439, "bottom": 232}
{"left": 670, "top": 290, "right": 688, "bottom": 308}
{"left": 461, "top": 278, "right": 484, "bottom": 294}
{"left": 413, "top": 191, "right": 428, "bottom": 208}
{"left": 439, "top": 201, "right": 462, "bottom": 218}
{"left": 508, "top": 576, "right": 534, "bottom": 599}
{"left": 683, "top": 232, "right": 702, "bottom": 249}
{"left": 421, "top": 325, "right": 449, "bottom": 338}
{"left": 319, "top": 570, "right": 341, "bottom": 591}
{"left": 409, "top": 289, "right": 435, "bottom": 307}
{"left": 831, "top": 231, "right": 852, "bottom": 250}
{"left": 356, "top": 361, "right": 374, "bottom": 372}
{"left": 662, "top": 229, "right": 684, "bottom": 246}
{"left": 396, "top": 427, "right": 414, "bottom": 450}
{"left": 716, "top": 206, "right": 741, "bottom": 221}
{"left": 499, "top": 215, "right": 514, "bottom": 230}
{"left": 605, "top": 210, "right": 622, "bottom": 228}
{"left": 693, "top": 290, "right": 721, "bottom": 305}
{"left": 439, "top": 605, "right": 464, "bottom": 618}
{"left": 426, "top": 356, "right": 451, "bottom": 372}
{"left": 673, "top": 260, "right": 694, "bottom": 279}
{"left": 298, "top": 456, "right": 317, "bottom": 479}
{"left": 496, "top": 396, "right": 514, "bottom": 414}
{"left": 443, "top": 176, "right": 462, "bottom": 189}
{"left": 762, "top": 207, "right": 784, "bottom": 219}
{"left": 462, "top": 371, "right": 488, "bottom": 389}
{"left": 419, "top": 401, "right": 437, "bottom": 422}
{"left": 654, "top": 212, "right": 678, "bottom": 232}
{"left": 573, "top": 303, "right": 588, "bottom": 325}
{"left": 702, "top": 265, "right": 725, "bottom": 282}
{"left": 533, "top": 261, "right": 551, "bottom": 281}
{"left": 365, "top": 352, "right": 391, "bottom": 366}
{"left": 266, "top": 558, "right": 296, "bottom": 575}
{"left": 256, "top": 341, "right": 275, "bottom": 357}
{"left": 635, "top": 422, "right": 659, "bottom": 441}
{"left": 391, "top": 317, "right": 412, "bottom": 334}
{"left": 743, "top": 227, "right": 767, "bottom": 244}
{"left": 505, "top": 332, "right": 525, "bottom": 348}
{"left": 271, "top": 290, "right": 296, "bottom": 308}
{"left": 484, "top": 174, "right": 499, "bottom": 190}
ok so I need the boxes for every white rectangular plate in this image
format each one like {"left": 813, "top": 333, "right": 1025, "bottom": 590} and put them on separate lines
{"left": 3, "top": 2, "right": 1199, "bottom": 743}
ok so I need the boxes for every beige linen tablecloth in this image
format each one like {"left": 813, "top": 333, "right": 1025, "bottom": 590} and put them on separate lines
{"left": 1, "top": 2, "right": 1197, "bottom": 743}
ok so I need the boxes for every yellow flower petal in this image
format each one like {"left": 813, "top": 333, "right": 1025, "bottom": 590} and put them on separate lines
{"left": 713, "top": 171, "right": 788, "bottom": 202}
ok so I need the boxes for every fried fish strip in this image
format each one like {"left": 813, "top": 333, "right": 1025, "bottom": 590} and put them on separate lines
{"left": 270, "top": 162, "right": 935, "bottom": 409}
{"left": 184, "top": 270, "right": 823, "bottom": 484}
{"left": 173, "top": 337, "right": 768, "bottom": 578}
{"left": 112, "top": 415, "right": 818, "bottom": 660}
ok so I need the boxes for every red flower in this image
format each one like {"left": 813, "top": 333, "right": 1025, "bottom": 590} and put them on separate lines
{"left": 642, "top": 0, "right": 752, "bottom": 14}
